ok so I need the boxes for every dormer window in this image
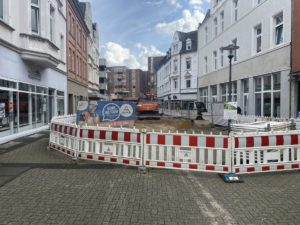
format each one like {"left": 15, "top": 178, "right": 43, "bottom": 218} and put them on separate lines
{"left": 186, "top": 39, "right": 192, "bottom": 50}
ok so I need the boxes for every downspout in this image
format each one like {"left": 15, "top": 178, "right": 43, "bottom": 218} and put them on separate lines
{"left": 289, "top": 0, "right": 294, "bottom": 118}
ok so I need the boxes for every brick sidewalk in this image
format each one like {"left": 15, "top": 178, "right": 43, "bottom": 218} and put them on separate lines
{"left": 0, "top": 133, "right": 300, "bottom": 225}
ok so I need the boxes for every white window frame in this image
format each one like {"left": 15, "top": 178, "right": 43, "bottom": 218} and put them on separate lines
{"left": 213, "top": 17, "right": 218, "bottom": 37}
{"left": 31, "top": 0, "right": 40, "bottom": 34}
{"left": 205, "top": 26, "right": 208, "bottom": 44}
{"left": 254, "top": 24, "right": 262, "bottom": 53}
{"left": 186, "top": 79, "right": 191, "bottom": 88}
{"left": 232, "top": 38, "right": 238, "bottom": 61}
{"left": 220, "top": 48, "right": 224, "bottom": 67}
{"left": 233, "top": 0, "right": 238, "bottom": 22}
{"left": 213, "top": 51, "right": 217, "bottom": 70}
{"left": 186, "top": 57, "right": 191, "bottom": 70}
{"left": 0, "top": 0, "right": 4, "bottom": 20}
{"left": 220, "top": 11, "right": 224, "bottom": 32}
{"left": 174, "top": 79, "right": 178, "bottom": 89}
{"left": 204, "top": 56, "right": 208, "bottom": 74}
{"left": 274, "top": 12, "right": 284, "bottom": 46}
{"left": 50, "top": 5, "right": 55, "bottom": 42}
{"left": 254, "top": 73, "right": 281, "bottom": 117}
{"left": 186, "top": 39, "right": 192, "bottom": 50}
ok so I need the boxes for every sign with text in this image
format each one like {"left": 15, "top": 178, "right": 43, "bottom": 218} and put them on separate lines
{"left": 224, "top": 102, "right": 238, "bottom": 120}
{"left": 96, "top": 101, "right": 136, "bottom": 127}
{"left": 76, "top": 101, "right": 136, "bottom": 127}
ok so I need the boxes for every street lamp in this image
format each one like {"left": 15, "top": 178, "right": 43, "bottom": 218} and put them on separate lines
{"left": 221, "top": 44, "right": 239, "bottom": 134}
{"left": 221, "top": 44, "right": 242, "bottom": 184}
{"left": 221, "top": 44, "right": 240, "bottom": 102}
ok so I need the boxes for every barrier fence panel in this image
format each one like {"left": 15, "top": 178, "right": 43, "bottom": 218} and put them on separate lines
{"left": 49, "top": 122, "right": 78, "bottom": 158}
{"left": 233, "top": 131, "right": 300, "bottom": 174}
{"left": 49, "top": 115, "right": 300, "bottom": 175}
{"left": 144, "top": 131, "right": 230, "bottom": 173}
{"left": 76, "top": 126, "right": 142, "bottom": 166}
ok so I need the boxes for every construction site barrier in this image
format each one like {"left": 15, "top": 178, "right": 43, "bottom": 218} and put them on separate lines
{"left": 49, "top": 115, "right": 300, "bottom": 175}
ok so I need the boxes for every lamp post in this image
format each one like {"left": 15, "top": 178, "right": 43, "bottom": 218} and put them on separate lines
{"left": 221, "top": 44, "right": 242, "bottom": 184}
{"left": 221, "top": 44, "right": 240, "bottom": 102}
{"left": 221, "top": 44, "right": 239, "bottom": 134}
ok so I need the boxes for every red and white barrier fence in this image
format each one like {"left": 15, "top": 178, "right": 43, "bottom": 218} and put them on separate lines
{"left": 49, "top": 115, "right": 300, "bottom": 175}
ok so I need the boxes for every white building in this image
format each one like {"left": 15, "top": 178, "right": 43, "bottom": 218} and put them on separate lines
{"left": 198, "top": 0, "right": 291, "bottom": 117}
{"left": 0, "top": 0, "right": 67, "bottom": 143}
{"left": 79, "top": 2, "right": 100, "bottom": 98}
{"left": 157, "top": 31, "right": 198, "bottom": 109}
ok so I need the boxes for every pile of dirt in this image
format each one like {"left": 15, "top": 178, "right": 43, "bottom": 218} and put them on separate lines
{"left": 134, "top": 117, "right": 223, "bottom": 134}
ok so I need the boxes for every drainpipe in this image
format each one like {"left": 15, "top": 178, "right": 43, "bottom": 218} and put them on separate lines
{"left": 289, "top": 0, "right": 294, "bottom": 118}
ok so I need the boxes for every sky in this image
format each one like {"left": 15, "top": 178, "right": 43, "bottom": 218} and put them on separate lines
{"left": 88, "top": 0, "right": 210, "bottom": 70}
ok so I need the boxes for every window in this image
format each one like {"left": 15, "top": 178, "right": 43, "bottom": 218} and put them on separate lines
{"left": 220, "top": 49, "right": 224, "bottom": 67}
{"left": 174, "top": 80, "right": 178, "bottom": 89}
{"left": 232, "top": 38, "right": 237, "bottom": 61}
{"left": 274, "top": 12, "right": 283, "bottom": 45}
{"left": 213, "top": 51, "right": 217, "bottom": 70}
{"left": 173, "top": 59, "right": 178, "bottom": 72}
{"left": 199, "top": 88, "right": 208, "bottom": 109}
{"left": 60, "top": 35, "right": 64, "bottom": 60}
{"left": 50, "top": 5, "right": 55, "bottom": 42}
{"left": 0, "top": 0, "right": 3, "bottom": 19}
{"left": 214, "top": 17, "right": 218, "bottom": 37}
{"left": 254, "top": 73, "right": 281, "bottom": 117}
{"left": 186, "top": 58, "right": 191, "bottom": 70}
{"left": 220, "top": 11, "right": 224, "bottom": 32}
{"left": 68, "top": 12, "right": 71, "bottom": 33}
{"left": 186, "top": 80, "right": 191, "bottom": 88}
{"left": 204, "top": 56, "right": 208, "bottom": 73}
{"left": 233, "top": 0, "right": 238, "bottom": 22}
{"left": 254, "top": 24, "right": 262, "bottom": 53}
{"left": 31, "top": 0, "right": 40, "bottom": 33}
{"left": 205, "top": 27, "right": 208, "bottom": 43}
{"left": 211, "top": 85, "right": 217, "bottom": 102}
{"left": 186, "top": 39, "right": 192, "bottom": 50}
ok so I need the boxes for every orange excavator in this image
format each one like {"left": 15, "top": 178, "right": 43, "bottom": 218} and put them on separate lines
{"left": 136, "top": 92, "right": 160, "bottom": 119}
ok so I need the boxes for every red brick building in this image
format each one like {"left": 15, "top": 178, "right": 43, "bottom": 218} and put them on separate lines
{"left": 66, "top": 0, "right": 89, "bottom": 113}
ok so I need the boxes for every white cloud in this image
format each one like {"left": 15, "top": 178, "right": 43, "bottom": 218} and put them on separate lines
{"left": 155, "top": 9, "right": 205, "bottom": 36}
{"left": 166, "top": 0, "right": 182, "bottom": 8}
{"left": 136, "top": 43, "right": 164, "bottom": 70}
{"left": 105, "top": 42, "right": 140, "bottom": 69}
{"left": 189, "top": 0, "right": 204, "bottom": 10}
{"left": 104, "top": 42, "right": 163, "bottom": 70}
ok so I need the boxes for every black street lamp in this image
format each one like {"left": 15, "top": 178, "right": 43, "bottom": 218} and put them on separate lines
{"left": 221, "top": 44, "right": 239, "bottom": 134}
{"left": 221, "top": 44, "right": 240, "bottom": 102}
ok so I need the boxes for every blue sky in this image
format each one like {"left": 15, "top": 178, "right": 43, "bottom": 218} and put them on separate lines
{"left": 88, "top": 0, "right": 210, "bottom": 70}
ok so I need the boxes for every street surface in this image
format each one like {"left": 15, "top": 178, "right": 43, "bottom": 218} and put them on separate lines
{"left": 0, "top": 131, "right": 300, "bottom": 225}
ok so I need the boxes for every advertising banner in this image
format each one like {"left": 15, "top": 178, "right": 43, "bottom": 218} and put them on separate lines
{"left": 96, "top": 101, "right": 136, "bottom": 127}
{"left": 76, "top": 101, "right": 136, "bottom": 127}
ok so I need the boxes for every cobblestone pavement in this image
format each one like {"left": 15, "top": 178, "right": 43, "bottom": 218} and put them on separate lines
{"left": 0, "top": 133, "right": 300, "bottom": 225}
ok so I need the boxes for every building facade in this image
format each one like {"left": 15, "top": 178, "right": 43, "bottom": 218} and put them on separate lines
{"left": 148, "top": 56, "right": 164, "bottom": 99}
{"left": 66, "top": 0, "right": 89, "bottom": 113}
{"left": 157, "top": 31, "right": 198, "bottom": 109}
{"left": 129, "top": 69, "right": 150, "bottom": 99}
{"left": 107, "top": 67, "right": 130, "bottom": 100}
{"left": 79, "top": 2, "right": 100, "bottom": 99}
{"left": 198, "top": 0, "right": 291, "bottom": 117}
{"left": 0, "top": 0, "right": 67, "bottom": 142}
{"left": 291, "top": 0, "right": 300, "bottom": 116}
{"left": 99, "top": 58, "right": 108, "bottom": 100}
